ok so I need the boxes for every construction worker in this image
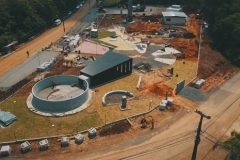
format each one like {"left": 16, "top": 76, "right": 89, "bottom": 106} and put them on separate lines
{"left": 52, "top": 81, "right": 55, "bottom": 89}
{"left": 141, "top": 116, "right": 146, "bottom": 124}
{"left": 151, "top": 119, "right": 155, "bottom": 129}
{"left": 140, "top": 116, "right": 147, "bottom": 129}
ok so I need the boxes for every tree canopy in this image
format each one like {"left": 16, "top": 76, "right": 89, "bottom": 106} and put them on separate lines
{"left": 200, "top": 0, "right": 240, "bottom": 66}
{"left": 0, "top": 0, "right": 83, "bottom": 52}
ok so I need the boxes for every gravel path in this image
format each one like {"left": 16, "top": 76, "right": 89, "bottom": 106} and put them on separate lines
{"left": 179, "top": 86, "right": 209, "bottom": 102}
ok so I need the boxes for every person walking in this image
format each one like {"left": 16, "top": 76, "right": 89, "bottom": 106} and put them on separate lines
{"left": 26, "top": 51, "right": 29, "bottom": 58}
{"left": 151, "top": 119, "right": 155, "bottom": 129}
{"left": 52, "top": 81, "right": 55, "bottom": 89}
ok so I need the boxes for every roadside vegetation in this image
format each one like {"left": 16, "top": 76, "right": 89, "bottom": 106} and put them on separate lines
{"left": 199, "top": 0, "right": 240, "bottom": 66}
{"left": 0, "top": 0, "right": 85, "bottom": 52}
{"left": 218, "top": 130, "right": 240, "bottom": 160}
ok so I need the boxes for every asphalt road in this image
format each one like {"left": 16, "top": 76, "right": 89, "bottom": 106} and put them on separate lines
{"left": 0, "top": 51, "right": 60, "bottom": 90}
{"left": 0, "top": 0, "right": 96, "bottom": 77}
{"left": 77, "top": 71, "right": 240, "bottom": 160}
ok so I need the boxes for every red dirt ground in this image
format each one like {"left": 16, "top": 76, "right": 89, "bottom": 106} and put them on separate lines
{"left": 98, "top": 121, "right": 131, "bottom": 137}
{"left": 192, "top": 37, "right": 237, "bottom": 92}
{"left": 0, "top": 5, "right": 238, "bottom": 160}
{"left": 141, "top": 82, "right": 174, "bottom": 97}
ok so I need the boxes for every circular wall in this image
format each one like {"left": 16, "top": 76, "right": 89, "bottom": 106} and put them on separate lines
{"left": 32, "top": 75, "right": 89, "bottom": 113}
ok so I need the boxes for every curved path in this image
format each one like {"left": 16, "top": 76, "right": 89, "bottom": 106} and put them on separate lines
{"left": 77, "top": 72, "right": 240, "bottom": 160}
{"left": 0, "top": 0, "right": 96, "bottom": 77}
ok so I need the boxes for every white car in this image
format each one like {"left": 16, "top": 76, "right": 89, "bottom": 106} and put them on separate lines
{"left": 62, "top": 34, "right": 68, "bottom": 39}
{"left": 76, "top": 4, "right": 83, "bottom": 9}
{"left": 54, "top": 19, "right": 61, "bottom": 26}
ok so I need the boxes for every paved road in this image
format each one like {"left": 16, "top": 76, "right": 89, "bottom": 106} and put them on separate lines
{"left": 0, "top": 51, "right": 60, "bottom": 90}
{"left": 77, "top": 72, "right": 240, "bottom": 160}
{"left": 69, "top": 8, "right": 97, "bottom": 35}
{"left": 0, "top": 0, "right": 96, "bottom": 77}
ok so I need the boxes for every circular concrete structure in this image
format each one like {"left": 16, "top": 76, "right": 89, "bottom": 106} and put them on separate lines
{"left": 32, "top": 75, "right": 89, "bottom": 113}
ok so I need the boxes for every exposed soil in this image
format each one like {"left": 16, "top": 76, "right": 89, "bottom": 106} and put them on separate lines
{"left": 98, "top": 121, "right": 131, "bottom": 137}
{"left": 141, "top": 82, "right": 174, "bottom": 97}
{"left": 0, "top": 4, "right": 238, "bottom": 160}
{"left": 98, "top": 14, "right": 126, "bottom": 30}
{"left": 126, "top": 17, "right": 200, "bottom": 59}
{"left": 6, "top": 95, "right": 194, "bottom": 160}
{"left": 189, "top": 36, "right": 237, "bottom": 93}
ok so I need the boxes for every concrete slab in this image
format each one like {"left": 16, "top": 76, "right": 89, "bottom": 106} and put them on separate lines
{"left": 100, "top": 37, "right": 134, "bottom": 51}
{"left": 154, "top": 58, "right": 176, "bottom": 65}
{"left": 74, "top": 41, "right": 109, "bottom": 55}
{"left": 165, "top": 47, "right": 181, "bottom": 54}
{"left": 37, "top": 85, "right": 84, "bottom": 100}
{"left": 0, "top": 51, "right": 60, "bottom": 91}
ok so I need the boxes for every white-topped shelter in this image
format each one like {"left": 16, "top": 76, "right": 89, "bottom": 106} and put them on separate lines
{"left": 75, "top": 133, "right": 84, "bottom": 144}
{"left": 0, "top": 145, "right": 11, "bottom": 156}
{"left": 39, "top": 139, "right": 49, "bottom": 151}
{"left": 88, "top": 128, "right": 97, "bottom": 139}
{"left": 61, "top": 137, "right": 69, "bottom": 147}
{"left": 21, "top": 141, "right": 31, "bottom": 153}
{"left": 162, "top": 12, "right": 187, "bottom": 25}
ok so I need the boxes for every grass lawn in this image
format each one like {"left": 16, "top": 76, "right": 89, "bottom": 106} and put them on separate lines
{"left": 89, "top": 31, "right": 117, "bottom": 48}
{"left": 0, "top": 74, "right": 161, "bottom": 142}
{"left": 163, "top": 60, "right": 198, "bottom": 89}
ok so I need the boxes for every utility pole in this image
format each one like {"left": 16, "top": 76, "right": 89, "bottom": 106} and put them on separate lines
{"left": 191, "top": 109, "right": 211, "bottom": 160}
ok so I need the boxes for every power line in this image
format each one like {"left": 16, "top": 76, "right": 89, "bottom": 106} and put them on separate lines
{"left": 191, "top": 109, "right": 211, "bottom": 160}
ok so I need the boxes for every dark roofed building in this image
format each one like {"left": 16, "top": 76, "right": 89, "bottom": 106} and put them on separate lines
{"left": 80, "top": 51, "right": 132, "bottom": 88}
{"left": 3, "top": 41, "right": 18, "bottom": 54}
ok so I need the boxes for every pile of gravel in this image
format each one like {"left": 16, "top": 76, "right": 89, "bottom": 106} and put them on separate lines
{"left": 179, "top": 87, "right": 209, "bottom": 102}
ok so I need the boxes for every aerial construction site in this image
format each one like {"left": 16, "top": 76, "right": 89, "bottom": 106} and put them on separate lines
{"left": 0, "top": 0, "right": 239, "bottom": 159}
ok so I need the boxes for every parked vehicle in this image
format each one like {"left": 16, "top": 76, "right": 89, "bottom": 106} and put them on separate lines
{"left": 76, "top": 3, "right": 83, "bottom": 9}
{"left": 54, "top": 19, "right": 61, "bottom": 26}
{"left": 82, "top": 56, "right": 88, "bottom": 60}
{"left": 133, "top": 4, "right": 146, "bottom": 12}
{"left": 67, "top": 11, "right": 72, "bottom": 17}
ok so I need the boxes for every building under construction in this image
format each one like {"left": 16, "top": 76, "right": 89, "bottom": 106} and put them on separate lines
{"left": 80, "top": 51, "right": 132, "bottom": 88}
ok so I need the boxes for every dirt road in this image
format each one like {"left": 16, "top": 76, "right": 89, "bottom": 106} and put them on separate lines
{"left": 75, "top": 72, "right": 240, "bottom": 160}
{"left": 0, "top": 0, "right": 96, "bottom": 77}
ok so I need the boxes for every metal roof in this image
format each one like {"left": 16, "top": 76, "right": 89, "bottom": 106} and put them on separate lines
{"left": 162, "top": 12, "right": 187, "bottom": 18}
{"left": 80, "top": 51, "right": 132, "bottom": 76}
{"left": 4, "top": 41, "right": 18, "bottom": 48}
